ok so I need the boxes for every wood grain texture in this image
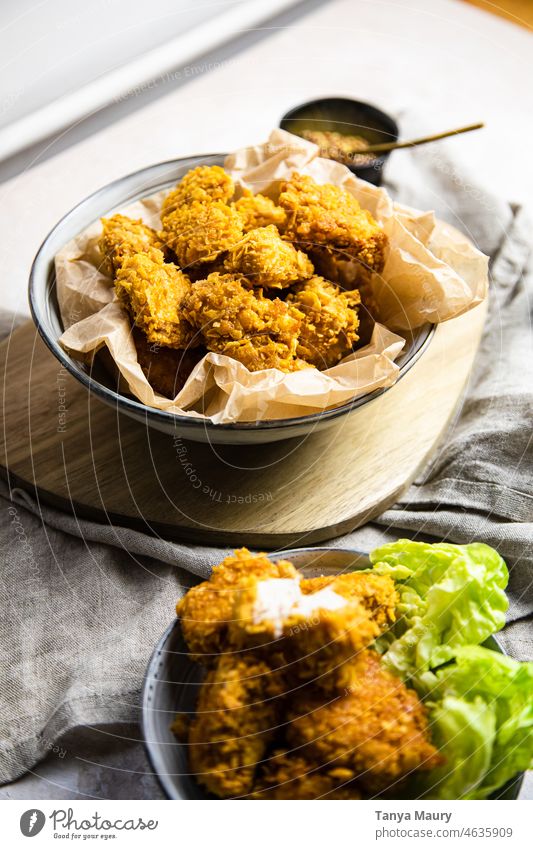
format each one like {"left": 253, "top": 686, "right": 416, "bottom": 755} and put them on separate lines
{"left": 0, "top": 301, "right": 487, "bottom": 547}
{"left": 463, "top": 0, "right": 533, "bottom": 30}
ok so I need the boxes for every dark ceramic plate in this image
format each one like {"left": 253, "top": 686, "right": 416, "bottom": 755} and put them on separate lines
{"left": 29, "top": 154, "right": 433, "bottom": 445}
{"left": 141, "top": 547, "right": 524, "bottom": 800}
{"left": 280, "top": 97, "right": 399, "bottom": 185}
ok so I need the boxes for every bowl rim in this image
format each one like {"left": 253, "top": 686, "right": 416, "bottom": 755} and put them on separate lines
{"left": 280, "top": 96, "right": 399, "bottom": 142}
{"left": 28, "top": 153, "right": 434, "bottom": 433}
{"left": 141, "top": 545, "right": 522, "bottom": 801}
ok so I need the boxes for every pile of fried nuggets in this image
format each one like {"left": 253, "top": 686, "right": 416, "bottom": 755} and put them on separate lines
{"left": 174, "top": 548, "right": 442, "bottom": 799}
{"left": 98, "top": 165, "right": 388, "bottom": 397}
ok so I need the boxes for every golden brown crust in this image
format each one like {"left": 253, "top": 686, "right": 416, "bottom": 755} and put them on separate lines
{"left": 182, "top": 272, "right": 305, "bottom": 372}
{"left": 160, "top": 200, "right": 244, "bottom": 268}
{"left": 162, "top": 165, "right": 234, "bottom": 215}
{"left": 279, "top": 173, "right": 387, "bottom": 273}
{"left": 287, "top": 276, "right": 361, "bottom": 368}
{"left": 224, "top": 225, "right": 314, "bottom": 289}
{"left": 115, "top": 251, "right": 195, "bottom": 348}
{"left": 231, "top": 191, "right": 287, "bottom": 232}
{"left": 300, "top": 572, "right": 398, "bottom": 630}
{"left": 187, "top": 653, "right": 283, "bottom": 798}
{"left": 230, "top": 572, "right": 397, "bottom": 693}
{"left": 286, "top": 650, "right": 442, "bottom": 793}
{"left": 99, "top": 214, "right": 163, "bottom": 275}
{"left": 251, "top": 750, "right": 362, "bottom": 799}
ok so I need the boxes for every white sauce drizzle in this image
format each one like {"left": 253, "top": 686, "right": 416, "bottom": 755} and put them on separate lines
{"left": 251, "top": 578, "right": 346, "bottom": 638}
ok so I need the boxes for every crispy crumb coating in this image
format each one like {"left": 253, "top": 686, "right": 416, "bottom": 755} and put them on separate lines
{"left": 287, "top": 276, "right": 361, "bottom": 368}
{"left": 219, "top": 336, "right": 312, "bottom": 373}
{"left": 278, "top": 173, "right": 387, "bottom": 272}
{"left": 231, "top": 575, "right": 392, "bottom": 692}
{"left": 160, "top": 201, "right": 244, "bottom": 268}
{"left": 251, "top": 750, "right": 362, "bottom": 799}
{"left": 187, "top": 653, "right": 283, "bottom": 798}
{"left": 224, "top": 225, "right": 314, "bottom": 289}
{"left": 232, "top": 191, "right": 287, "bottom": 232}
{"left": 132, "top": 327, "right": 204, "bottom": 398}
{"left": 162, "top": 165, "right": 234, "bottom": 216}
{"left": 308, "top": 246, "right": 374, "bottom": 294}
{"left": 287, "top": 650, "right": 442, "bottom": 793}
{"left": 300, "top": 572, "right": 398, "bottom": 631}
{"left": 115, "top": 252, "right": 194, "bottom": 348}
{"left": 99, "top": 214, "right": 163, "bottom": 275}
{"left": 182, "top": 272, "right": 306, "bottom": 372}
{"left": 176, "top": 548, "right": 301, "bottom": 660}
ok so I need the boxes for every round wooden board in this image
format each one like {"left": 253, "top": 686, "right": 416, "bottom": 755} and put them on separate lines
{"left": 0, "top": 300, "right": 487, "bottom": 548}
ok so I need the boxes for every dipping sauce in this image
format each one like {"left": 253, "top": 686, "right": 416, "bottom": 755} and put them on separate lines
{"left": 301, "top": 129, "right": 376, "bottom": 166}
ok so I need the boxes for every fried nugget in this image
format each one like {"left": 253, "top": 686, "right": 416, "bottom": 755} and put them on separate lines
{"left": 187, "top": 653, "right": 283, "bottom": 798}
{"left": 182, "top": 272, "right": 305, "bottom": 372}
{"left": 132, "top": 327, "right": 205, "bottom": 398}
{"left": 232, "top": 190, "right": 287, "bottom": 232}
{"left": 287, "top": 276, "right": 361, "bottom": 368}
{"left": 99, "top": 214, "right": 163, "bottom": 275}
{"left": 160, "top": 200, "right": 243, "bottom": 268}
{"left": 162, "top": 165, "right": 234, "bottom": 216}
{"left": 115, "top": 251, "right": 194, "bottom": 348}
{"left": 230, "top": 574, "right": 388, "bottom": 691}
{"left": 252, "top": 749, "right": 362, "bottom": 799}
{"left": 224, "top": 225, "right": 314, "bottom": 289}
{"left": 176, "top": 548, "right": 301, "bottom": 660}
{"left": 287, "top": 651, "right": 442, "bottom": 793}
{"left": 278, "top": 173, "right": 387, "bottom": 273}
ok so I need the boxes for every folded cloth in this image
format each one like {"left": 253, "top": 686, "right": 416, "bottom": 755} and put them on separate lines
{"left": 1, "top": 154, "right": 532, "bottom": 785}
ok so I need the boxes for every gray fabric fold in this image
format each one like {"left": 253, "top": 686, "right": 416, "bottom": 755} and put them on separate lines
{"left": 1, "top": 151, "right": 532, "bottom": 785}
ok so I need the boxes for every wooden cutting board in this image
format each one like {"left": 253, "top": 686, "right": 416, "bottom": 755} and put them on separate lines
{"left": 0, "top": 305, "right": 486, "bottom": 547}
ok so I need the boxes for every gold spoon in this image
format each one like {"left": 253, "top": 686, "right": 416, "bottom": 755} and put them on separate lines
{"left": 360, "top": 122, "right": 484, "bottom": 155}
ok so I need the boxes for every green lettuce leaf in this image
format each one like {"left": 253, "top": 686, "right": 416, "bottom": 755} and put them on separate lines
{"left": 369, "top": 540, "right": 509, "bottom": 677}
{"left": 420, "top": 646, "right": 533, "bottom": 799}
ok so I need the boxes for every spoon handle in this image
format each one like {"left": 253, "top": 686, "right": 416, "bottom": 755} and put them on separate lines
{"left": 363, "top": 122, "right": 484, "bottom": 154}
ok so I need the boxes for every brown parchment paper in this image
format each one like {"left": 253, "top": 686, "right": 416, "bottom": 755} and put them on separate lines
{"left": 56, "top": 129, "right": 488, "bottom": 424}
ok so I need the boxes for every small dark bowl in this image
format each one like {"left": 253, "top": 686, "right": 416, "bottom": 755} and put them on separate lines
{"left": 280, "top": 97, "right": 399, "bottom": 186}
{"left": 142, "top": 547, "right": 524, "bottom": 801}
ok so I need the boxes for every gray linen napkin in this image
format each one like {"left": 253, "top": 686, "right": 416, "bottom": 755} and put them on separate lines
{"left": 1, "top": 151, "right": 532, "bottom": 785}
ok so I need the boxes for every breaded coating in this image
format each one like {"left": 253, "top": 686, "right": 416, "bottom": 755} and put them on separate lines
{"left": 232, "top": 190, "right": 287, "bottom": 232}
{"left": 217, "top": 336, "right": 311, "bottom": 373}
{"left": 278, "top": 173, "right": 387, "bottom": 273}
{"left": 132, "top": 327, "right": 204, "bottom": 398}
{"left": 115, "top": 251, "right": 194, "bottom": 348}
{"left": 230, "top": 575, "right": 387, "bottom": 691}
{"left": 224, "top": 225, "right": 314, "bottom": 289}
{"left": 187, "top": 653, "right": 283, "bottom": 798}
{"left": 287, "top": 276, "right": 361, "bottom": 368}
{"left": 300, "top": 571, "right": 398, "bottom": 630}
{"left": 176, "top": 548, "right": 301, "bottom": 660}
{"left": 182, "top": 272, "right": 305, "bottom": 372}
{"left": 162, "top": 165, "right": 234, "bottom": 216}
{"left": 160, "top": 201, "right": 243, "bottom": 268}
{"left": 252, "top": 750, "right": 361, "bottom": 799}
{"left": 307, "top": 246, "right": 373, "bottom": 293}
{"left": 99, "top": 214, "right": 162, "bottom": 275}
{"left": 287, "top": 651, "right": 442, "bottom": 793}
